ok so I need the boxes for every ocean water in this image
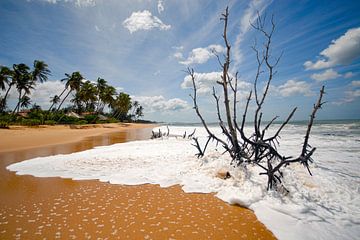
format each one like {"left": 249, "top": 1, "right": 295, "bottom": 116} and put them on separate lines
{"left": 7, "top": 120, "right": 360, "bottom": 239}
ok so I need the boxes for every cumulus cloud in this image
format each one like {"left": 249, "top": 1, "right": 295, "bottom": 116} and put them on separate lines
{"left": 344, "top": 72, "right": 355, "bottom": 79}
{"left": 332, "top": 80, "right": 360, "bottom": 105}
{"left": 133, "top": 95, "right": 189, "bottom": 112}
{"left": 181, "top": 71, "right": 251, "bottom": 95}
{"left": 310, "top": 68, "right": 341, "bottom": 81}
{"left": 351, "top": 80, "right": 360, "bottom": 87}
{"left": 304, "top": 27, "right": 360, "bottom": 70}
{"left": 178, "top": 45, "right": 225, "bottom": 65}
{"left": 122, "top": 10, "right": 171, "bottom": 34}
{"left": 1, "top": 81, "right": 68, "bottom": 109}
{"left": 274, "top": 80, "right": 313, "bottom": 97}
{"left": 157, "top": 0, "right": 164, "bottom": 14}
{"left": 43, "top": 0, "right": 96, "bottom": 7}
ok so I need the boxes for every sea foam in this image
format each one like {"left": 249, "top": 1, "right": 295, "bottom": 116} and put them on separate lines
{"left": 7, "top": 123, "right": 360, "bottom": 240}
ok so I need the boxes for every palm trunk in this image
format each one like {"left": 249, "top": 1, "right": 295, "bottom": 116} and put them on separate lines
{"left": 12, "top": 90, "right": 22, "bottom": 115}
{"left": 1, "top": 84, "right": 13, "bottom": 112}
{"left": 57, "top": 89, "right": 72, "bottom": 111}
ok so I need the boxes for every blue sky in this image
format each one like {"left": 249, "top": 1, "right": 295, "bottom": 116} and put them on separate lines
{"left": 0, "top": 0, "right": 359, "bottom": 122}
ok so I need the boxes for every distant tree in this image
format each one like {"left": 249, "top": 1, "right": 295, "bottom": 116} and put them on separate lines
{"left": 12, "top": 64, "right": 33, "bottom": 114}
{"left": 19, "top": 95, "right": 31, "bottom": 109}
{"left": 57, "top": 71, "right": 84, "bottom": 111}
{"left": 10, "top": 60, "right": 50, "bottom": 114}
{"left": 135, "top": 105, "right": 144, "bottom": 120}
{"left": 111, "top": 92, "right": 132, "bottom": 121}
{"left": 99, "top": 85, "right": 116, "bottom": 113}
{"left": 76, "top": 80, "right": 97, "bottom": 112}
{"left": 48, "top": 95, "right": 60, "bottom": 111}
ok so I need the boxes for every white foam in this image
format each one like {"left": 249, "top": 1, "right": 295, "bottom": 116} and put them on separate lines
{"left": 7, "top": 124, "right": 360, "bottom": 240}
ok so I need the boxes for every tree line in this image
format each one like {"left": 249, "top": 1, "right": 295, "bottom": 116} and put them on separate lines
{"left": 0, "top": 61, "right": 143, "bottom": 125}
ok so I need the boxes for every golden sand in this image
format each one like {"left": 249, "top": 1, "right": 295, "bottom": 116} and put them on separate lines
{"left": 0, "top": 124, "right": 275, "bottom": 239}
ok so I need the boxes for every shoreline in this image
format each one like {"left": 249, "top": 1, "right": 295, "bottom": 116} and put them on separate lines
{"left": 0, "top": 124, "right": 276, "bottom": 239}
{"left": 0, "top": 123, "right": 156, "bottom": 153}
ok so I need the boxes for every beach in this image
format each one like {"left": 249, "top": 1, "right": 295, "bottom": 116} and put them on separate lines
{"left": 0, "top": 124, "right": 275, "bottom": 239}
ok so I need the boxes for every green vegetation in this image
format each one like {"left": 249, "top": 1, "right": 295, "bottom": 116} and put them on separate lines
{"left": 0, "top": 60, "right": 145, "bottom": 127}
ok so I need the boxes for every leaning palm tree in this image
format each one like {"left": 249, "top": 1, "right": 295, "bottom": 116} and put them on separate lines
{"left": 56, "top": 72, "right": 84, "bottom": 111}
{"left": 0, "top": 66, "right": 13, "bottom": 112}
{"left": 48, "top": 95, "right": 60, "bottom": 111}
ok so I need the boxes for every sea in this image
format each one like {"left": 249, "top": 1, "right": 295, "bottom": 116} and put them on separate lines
{"left": 7, "top": 119, "right": 360, "bottom": 240}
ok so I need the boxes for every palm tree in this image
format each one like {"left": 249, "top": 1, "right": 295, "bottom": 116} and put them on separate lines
{"left": 12, "top": 64, "right": 33, "bottom": 114}
{"left": 32, "top": 60, "right": 50, "bottom": 84}
{"left": 0, "top": 66, "right": 13, "bottom": 112}
{"left": 135, "top": 105, "right": 144, "bottom": 120}
{"left": 111, "top": 92, "right": 132, "bottom": 121}
{"left": 56, "top": 72, "right": 84, "bottom": 111}
{"left": 77, "top": 80, "right": 97, "bottom": 112}
{"left": 100, "top": 85, "right": 116, "bottom": 112}
{"left": 48, "top": 95, "right": 60, "bottom": 111}
{"left": 0, "top": 66, "right": 11, "bottom": 91}
{"left": 19, "top": 95, "right": 31, "bottom": 109}
{"left": 95, "top": 77, "right": 107, "bottom": 113}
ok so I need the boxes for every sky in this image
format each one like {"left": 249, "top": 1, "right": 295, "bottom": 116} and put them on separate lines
{"left": 0, "top": 0, "right": 359, "bottom": 123}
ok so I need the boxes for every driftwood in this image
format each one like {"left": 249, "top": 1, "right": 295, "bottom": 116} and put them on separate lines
{"left": 187, "top": 7, "right": 325, "bottom": 191}
{"left": 151, "top": 126, "right": 197, "bottom": 140}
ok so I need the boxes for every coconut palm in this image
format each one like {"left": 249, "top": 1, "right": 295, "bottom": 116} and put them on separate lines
{"left": 100, "top": 85, "right": 116, "bottom": 112}
{"left": 95, "top": 77, "right": 107, "bottom": 113}
{"left": 56, "top": 72, "right": 84, "bottom": 111}
{"left": 77, "top": 80, "right": 97, "bottom": 112}
{"left": 0, "top": 66, "right": 13, "bottom": 112}
{"left": 19, "top": 95, "right": 31, "bottom": 109}
{"left": 48, "top": 95, "right": 60, "bottom": 111}
{"left": 12, "top": 64, "right": 33, "bottom": 114}
{"left": 32, "top": 60, "right": 50, "bottom": 84}
{"left": 111, "top": 92, "right": 132, "bottom": 121}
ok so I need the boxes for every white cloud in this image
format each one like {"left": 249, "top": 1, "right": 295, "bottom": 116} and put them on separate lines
{"left": 181, "top": 72, "right": 220, "bottom": 94}
{"left": 351, "top": 80, "right": 360, "bottom": 87}
{"left": 233, "top": 0, "right": 272, "bottom": 70}
{"left": 304, "top": 27, "right": 360, "bottom": 70}
{"left": 133, "top": 95, "right": 189, "bottom": 112}
{"left": 181, "top": 71, "right": 251, "bottom": 95}
{"left": 157, "top": 0, "right": 164, "bottom": 14}
{"left": 30, "top": 81, "right": 68, "bottom": 108}
{"left": 43, "top": 0, "right": 96, "bottom": 7}
{"left": 344, "top": 72, "right": 355, "bottom": 79}
{"left": 122, "top": 10, "right": 171, "bottom": 34}
{"left": 1, "top": 81, "right": 68, "bottom": 109}
{"left": 179, "top": 45, "right": 225, "bottom": 65}
{"left": 310, "top": 68, "right": 341, "bottom": 81}
{"left": 274, "top": 80, "right": 313, "bottom": 97}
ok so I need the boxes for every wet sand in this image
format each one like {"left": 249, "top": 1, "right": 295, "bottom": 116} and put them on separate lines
{"left": 0, "top": 125, "right": 276, "bottom": 239}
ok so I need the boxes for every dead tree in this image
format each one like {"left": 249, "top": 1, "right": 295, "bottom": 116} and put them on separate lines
{"left": 187, "top": 7, "right": 325, "bottom": 191}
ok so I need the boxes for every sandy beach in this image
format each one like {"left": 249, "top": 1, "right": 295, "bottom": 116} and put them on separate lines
{"left": 0, "top": 124, "right": 275, "bottom": 239}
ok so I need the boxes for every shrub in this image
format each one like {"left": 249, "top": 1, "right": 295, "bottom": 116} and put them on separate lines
{"left": 77, "top": 120, "right": 88, "bottom": 125}
{"left": 84, "top": 115, "right": 98, "bottom": 124}
{"left": 0, "top": 121, "right": 9, "bottom": 129}
{"left": 44, "top": 120, "right": 57, "bottom": 125}
{"left": 21, "top": 119, "right": 41, "bottom": 126}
